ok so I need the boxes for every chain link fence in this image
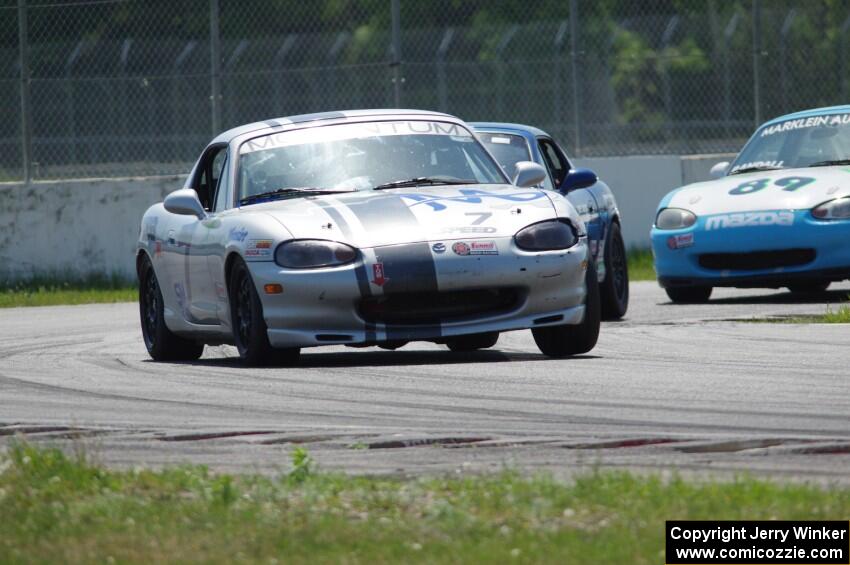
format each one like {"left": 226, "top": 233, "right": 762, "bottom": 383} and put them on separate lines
{"left": 3, "top": 0, "right": 850, "bottom": 182}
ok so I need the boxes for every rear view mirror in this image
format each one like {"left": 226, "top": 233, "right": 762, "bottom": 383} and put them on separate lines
{"left": 561, "top": 168, "right": 598, "bottom": 192}
{"left": 513, "top": 161, "right": 547, "bottom": 188}
{"left": 164, "top": 189, "right": 207, "bottom": 220}
{"left": 710, "top": 161, "right": 729, "bottom": 179}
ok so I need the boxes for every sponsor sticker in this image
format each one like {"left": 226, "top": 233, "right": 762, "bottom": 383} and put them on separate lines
{"left": 667, "top": 233, "right": 694, "bottom": 250}
{"left": 452, "top": 242, "right": 471, "bottom": 256}
{"left": 229, "top": 227, "right": 248, "bottom": 242}
{"left": 760, "top": 113, "right": 850, "bottom": 137}
{"left": 241, "top": 121, "right": 471, "bottom": 154}
{"left": 432, "top": 242, "right": 446, "bottom": 253}
{"left": 250, "top": 239, "right": 272, "bottom": 249}
{"left": 729, "top": 159, "right": 784, "bottom": 174}
{"left": 371, "top": 262, "right": 388, "bottom": 286}
{"left": 453, "top": 241, "right": 498, "bottom": 256}
{"left": 705, "top": 211, "right": 794, "bottom": 230}
{"left": 245, "top": 249, "right": 271, "bottom": 257}
{"left": 470, "top": 241, "right": 498, "bottom": 255}
{"left": 245, "top": 238, "right": 273, "bottom": 258}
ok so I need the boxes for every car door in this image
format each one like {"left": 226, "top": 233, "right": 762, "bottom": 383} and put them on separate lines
{"left": 205, "top": 147, "right": 235, "bottom": 324}
{"left": 181, "top": 145, "right": 229, "bottom": 325}
{"left": 537, "top": 137, "right": 603, "bottom": 262}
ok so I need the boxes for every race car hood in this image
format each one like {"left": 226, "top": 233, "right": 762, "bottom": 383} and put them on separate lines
{"left": 255, "top": 184, "right": 561, "bottom": 248}
{"left": 663, "top": 167, "right": 850, "bottom": 215}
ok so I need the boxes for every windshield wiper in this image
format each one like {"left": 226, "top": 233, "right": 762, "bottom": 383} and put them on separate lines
{"left": 373, "top": 177, "right": 478, "bottom": 190}
{"left": 727, "top": 165, "right": 784, "bottom": 176}
{"left": 239, "top": 187, "right": 355, "bottom": 205}
{"left": 807, "top": 159, "right": 850, "bottom": 168}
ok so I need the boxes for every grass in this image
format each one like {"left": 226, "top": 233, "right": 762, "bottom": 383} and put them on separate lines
{"left": 627, "top": 248, "right": 655, "bottom": 281}
{"left": 738, "top": 300, "right": 850, "bottom": 324}
{"left": 1, "top": 442, "right": 848, "bottom": 564}
{"left": 822, "top": 303, "right": 850, "bottom": 323}
{"left": 0, "top": 274, "right": 136, "bottom": 308}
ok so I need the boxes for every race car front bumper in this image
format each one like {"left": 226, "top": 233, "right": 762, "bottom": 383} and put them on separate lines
{"left": 248, "top": 237, "right": 590, "bottom": 348}
{"left": 651, "top": 211, "right": 850, "bottom": 288}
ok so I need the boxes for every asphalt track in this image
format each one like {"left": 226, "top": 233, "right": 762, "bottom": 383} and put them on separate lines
{"left": 1, "top": 281, "right": 849, "bottom": 482}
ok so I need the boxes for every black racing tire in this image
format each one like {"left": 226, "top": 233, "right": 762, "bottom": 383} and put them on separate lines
{"left": 665, "top": 286, "right": 713, "bottom": 304}
{"left": 532, "top": 263, "right": 601, "bottom": 358}
{"left": 229, "top": 259, "right": 300, "bottom": 366}
{"left": 599, "top": 222, "right": 629, "bottom": 320}
{"left": 787, "top": 282, "right": 830, "bottom": 294}
{"left": 445, "top": 332, "right": 499, "bottom": 352}
{"left": 138, "top": 255, "right": 204, "bottom": 362}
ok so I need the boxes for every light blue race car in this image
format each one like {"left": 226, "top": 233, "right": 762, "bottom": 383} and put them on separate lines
{"left": 652, "top": 105, "right": 850, "bottom": 303}
{"left": 473, "top": 123, "right": 629, "bottom": 319}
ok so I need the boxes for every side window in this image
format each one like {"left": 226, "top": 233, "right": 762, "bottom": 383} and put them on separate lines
{"left": 212, "top": 153, "right": 230, "bottom": 212}
{"left": 195, "top": 146, "right": 226, "bottom": 211}
{"left": 538, "top": 138, "right": 570, "bottom": 189}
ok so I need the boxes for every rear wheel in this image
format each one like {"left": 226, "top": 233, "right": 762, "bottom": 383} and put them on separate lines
{"left": 600, "top": 222, "right": 629, "bottom": 320}
{"left": 532, "top": 263, "right": 601, "bottom": 358}
{"left": 229, "top": 259, "right": 300, "bottom": 366}
{"left": 138, "top": 255, "right": 204, "bottom": 361}
{"left": 665, "top": 286, "right": 712, "bottom": 304}
{"left": 787, "top": 282, "right": 830, "bottom": 294}
{"left": 445, "top": 332, "right": 499, "bottom": 352}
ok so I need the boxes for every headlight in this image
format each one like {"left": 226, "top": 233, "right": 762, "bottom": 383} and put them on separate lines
{"left": 514, "top": 219, "right": 578, "bottom": 251}
{"left": 274, "top": 239, "right": 357, "bottom": 269}
{"left": 655, "top": 208, "right": 697, "bottom": 230}
{"left": 812, "top": 197, "right": 850, "bottom": 220}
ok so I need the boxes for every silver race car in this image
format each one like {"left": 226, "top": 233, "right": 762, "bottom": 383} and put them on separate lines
{"left": 137, "top": 110, "right": 599, "bottom": 365}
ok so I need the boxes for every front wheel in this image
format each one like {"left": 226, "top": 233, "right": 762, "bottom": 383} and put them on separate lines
{"left": 445, "top": 332, "right": 499, "bottom": 352}
{"left": 138, "top": 255, "right": 204, "bottom": 362}
{"left": 229, "top": 259, "right": 300, "bottom": 366}
{"left": 600, "top": 222, "right": 629, "bottom": 320}
{"left": 665, "top": 286, "right": 712, "bottom": 304}
{"left": 532, "top": 263, "right": 601, "bottom": 358}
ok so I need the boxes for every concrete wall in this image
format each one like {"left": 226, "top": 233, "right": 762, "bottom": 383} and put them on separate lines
{"left": 0, "top": 176, "right": 183, "bottom": 281}
{"left": 0, "top": 154, "right": 736, "bottom": 282}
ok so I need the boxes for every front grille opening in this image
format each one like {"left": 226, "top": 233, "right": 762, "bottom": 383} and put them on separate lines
{"left": 359, "top": 288, "right": 520, "bottom": 325}
{"left": 698, "top": 248, "right": 816, "bottom": 271}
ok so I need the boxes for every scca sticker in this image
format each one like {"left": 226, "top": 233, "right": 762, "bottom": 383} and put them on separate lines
{"left": 667, "top": 233, "right": 694, "bottom": 250}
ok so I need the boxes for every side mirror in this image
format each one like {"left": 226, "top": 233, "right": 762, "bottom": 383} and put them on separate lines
{"left": 561, "top": 168, "right": 598, "bottom": 192}
{"left": 513, "top": 161, "right": 547, "bottom": 188}
{"left": 164, "top": 189, "right": 207, "bottom": 219}
{"left": 710, "top": 161, "right": 730, "bottom": 179}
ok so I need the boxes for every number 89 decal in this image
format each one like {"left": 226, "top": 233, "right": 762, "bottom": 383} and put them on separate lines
{"left": 729, "top": 176, "right": 815, "bottom": 195}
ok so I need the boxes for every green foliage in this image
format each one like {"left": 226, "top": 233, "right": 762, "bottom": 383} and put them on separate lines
{"left": 288, "top": 446, "right": 315, "bottom": 483}
{"left": 2, "top": 442, "right": 849, "bottom": 563}
{"left": 823, "top": 302, "right": 850, "bottom": 323}
{"left": 0, "top": 273, "right": 136, "bottom": 308}
{"left": 627, "top": 248, "right": 656, "bottom": 281}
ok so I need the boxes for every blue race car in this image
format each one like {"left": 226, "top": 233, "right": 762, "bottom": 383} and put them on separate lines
{"left": 652, "top": 105, "right": 850, "bottom": 303}
{"left": 473, "top": 122, "right": 629, "bottom": 319}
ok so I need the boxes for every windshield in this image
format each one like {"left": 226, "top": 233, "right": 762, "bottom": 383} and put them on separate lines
{"left": 238, "top": 120, "right": 508, "bottom": 203}
{"left": 477, "top": 133, "right": 532, "bottom": 178}
{"left": 730, "top": 113, "right": 850, "bottom": 173}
